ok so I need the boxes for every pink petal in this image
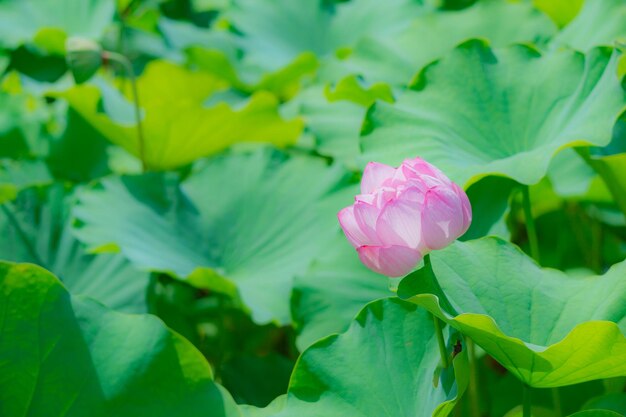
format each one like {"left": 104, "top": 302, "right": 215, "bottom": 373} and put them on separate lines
{"left": 402, "top": 157, "right": 448, "bottom": 182}
{"left": 355, "top": 193, "right": 376, "bottom": 205}
{"left": 353, "top": 201, "right": 382, "bottom": 245}
{"left": 361, "top": 162, "right": 396, "bottom": 194}
{"left": 421, "top": 187, "right": 465, "bottom": 250}
{"left": 375, "top": 188, "right": 424, "bottom": 248}
{"left": 357, "top": 245, "right": 422, "bottom": 277}
{"left": 338, "top": 206, "right": 369, "bottom": 248}
{"left": 453, "top": 183, "right": 473, "bottom": 233}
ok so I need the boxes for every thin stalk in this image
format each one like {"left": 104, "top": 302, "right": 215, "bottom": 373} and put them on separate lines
{"left": 521, "top": 186, "right": 540, "bottom": 263}
{"left": 523, "top": 385, "right": 532, "bottom": 417}
{"left": 424, "top": 253, "right": 449, "bottom": 369}
{"left": 1, "top": 204, "right": 46, "bottom": 267}
{"left": 432, "top": 313, "right": 449, "bottom": 369}
{"left": 552, "top": 387, "right": 562, "bottom": 417}
{"left": 466, "top": 338, "right": 481, "bottom": 417}
{"left": 103, "top": 51, "right": 147, "bottom": 172}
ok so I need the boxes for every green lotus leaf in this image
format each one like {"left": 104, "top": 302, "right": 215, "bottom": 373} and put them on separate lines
{"left": 0, "top": 0, "right": 114, "bottom": 49}
{"left": 269, "top": 298, "right": 468, "bottom": 417}
{"left": 227, "top": 0, "right": 425, "bottom": 72}
{"left": 187, "top": 47, "right": 318, "bottom": 100}
{"left": 400, "top": 237, "right": 626, "bottom": 387}
{"left": 159, "top": 16, "right": 320, "bottom": 99}
{"left": 72, "top": 149, "right": 352, "bottom": 323}
{"left": 461, "top": 175, "right": 517, "bottom": 241}
{"left": 338, "top": 0, "right": 555, "bottom": 85}
{"left": 0, "top": 185, "right": 150, "bottom": 313}
{"left": 552, "top": 0, "right": 626, "bottom": 52}
{"left": 0, "top": 159, "right": 51, "bottom": 203}
{"left": 59, "top": 61, "right": 303, "bottom": 170}
{"left": 46, "top": 107, "right": 113, "bottom": 182}
{"left": 241, "top": 396, "right": 287, "bottom": 417}
{"left": 362, "top": 41, "right": 626, "bottom": 186}
{"left": 0, "top": 75, "right": 51, "bottom": 159}
{"left": 584, "top": 393, "right": 626, "bottom": 415}
{"left": 325, "top": 75, "right": 394, "bottom": 107}
{"left": 0, "top": 261, "right": 240, "bottom": 417}
{"left": 580, "top": 151, "right": 626, "bottom": 218}
{"left": 533, "top": 0, "right": 584, "bottom": 28}
{"left": 567, "top": 411, "right": 623, "bottom": 417}
{"left": 283, "top": 85, "right": 367, "bottom": 166}
{"left": 546, "top": 148, "right": 597, "bottom": 197}
{"left": 292, "top": 234, "right": 388, "bottom": 350}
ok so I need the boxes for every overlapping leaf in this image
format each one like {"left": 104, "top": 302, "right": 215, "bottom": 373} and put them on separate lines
{"left": 269, "top": 298, "right": 468, "bottom": 417}
{"left": 400, "top": 237, "right": 626, "bottom": 387}
{"left": 0, "top": 0, "right": 115, "bottom": 48}
{"left": 72, "top": 149, "right": 352, "bottom": 323}
{"left": 0, "top": 159, "right": 51, "bottom": 203}
{"left": 362, "top": 41, "right": 626, "bottom": 186}
{"left": 0, "top": 185, "right": 150, "bottom": 313}
{"left": 227, "top": 0, "right": 425, "bottom": 72}
{"left": 551, "top": 0, "right": 626, "bottom": 52}
{"left": 60, "top": 61, "right": 302, "bottom": 170}
{"left": 291, "top": 235, "right": 388, "bottom": 349}
{"left": 0, "top": 262, "right": 239, "bottom": 417}
{"left": 337, "top": 0, "right": 556, "bottom": 85}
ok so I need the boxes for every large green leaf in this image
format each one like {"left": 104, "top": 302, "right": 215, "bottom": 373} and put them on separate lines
{"left": 271, "top": 298, "right": 468, "bottom": 417}
{"left": 362, "top": 41, "right": 626, "bottom": 186}
{"left": 72, "top": 149, "right": 352, "bottom": 323}
{"left": 227, "top": 0, "right": 425, "bottom": 72}
{"left": 0, "top": 185, "right": 150, "bottom": 313}
{"left": 283, "top": 84, "right": 368, "bottom": 166}
{"left": 291, "top": 234, "right": 389, "bottom": 350}
{"left": 552, "top": 0, "right": 626, "bottom": 52}
{"left": 60, "top": 61, "right": 303, "bottom": 170}
{"left": 400, "top": 237, "right": 626, "bottom": 387}
{"left": 0, "top": 261, "right": 240, "bottom": 417}
{"left": 337, "top": 0, "right": 555, "bottom": 85}
{"left": 0, "top": 0, "right": 114, "bottom": 49}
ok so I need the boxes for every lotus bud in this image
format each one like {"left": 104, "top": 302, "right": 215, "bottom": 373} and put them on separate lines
{"left": 65, "top": 37, "right": 103, "bottom": 84}
{"left": 338, "top": 158, "right": 472, "bottom": 277}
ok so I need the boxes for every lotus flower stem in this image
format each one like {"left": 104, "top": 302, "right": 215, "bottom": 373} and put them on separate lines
{"left": 466, "top": 338, "right": 481, "bottom": 417}
{"left": 432, "top": 313, "right": 449, "bottom": 369}
{"left": 523, "top": 385, "right": 532, "bottom": 417}
{"left": 103, "top": 51, "right": 147, "bottom": 172}
{"left": 521, "top": 186, "right": 540, "bottom": 263}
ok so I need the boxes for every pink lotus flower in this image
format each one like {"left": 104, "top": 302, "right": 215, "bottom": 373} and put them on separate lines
{"left": 338, "top": 158, "right": 472, "bottom": 277}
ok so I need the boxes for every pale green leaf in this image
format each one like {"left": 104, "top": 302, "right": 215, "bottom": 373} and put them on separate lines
{"left": 552, "top": 0, "right": 626, "bottom": 52}
{"left": 292, "top": 234, "right": 388, "bottom": 350}
{"left": 273, "top": 298, "right": 469, "bottom": 417}
{"left": 0, "top": 0, "right": 115, "bottom": 48}
{"left": 401, "top": 237, "right": 626, "bottom": 387}
{"left": 0, "top": 185, "right": 150, "bottom": 313}
{"left": 362, "top": 42, "right": 625, "bottom": 186}
{"left": 60, "top": 61, "right": 303, "bottom": 170}
{"left": 72, "top": 149, "right": 352, "bottom": 323}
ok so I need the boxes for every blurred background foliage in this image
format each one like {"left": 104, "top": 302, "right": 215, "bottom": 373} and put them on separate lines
{"left": 1, "top": 0, "right": 626, "bottom": 415}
